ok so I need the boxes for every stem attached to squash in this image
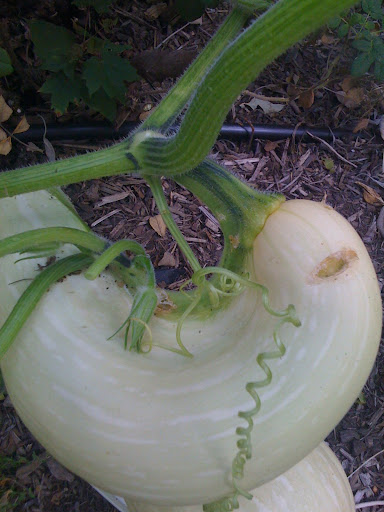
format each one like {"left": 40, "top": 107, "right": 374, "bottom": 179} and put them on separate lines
{"left": 0, "top": 253, "right": 93, "bottom": 360}
{"left": 178, "top": 160, "right": 283, "bottom": 273}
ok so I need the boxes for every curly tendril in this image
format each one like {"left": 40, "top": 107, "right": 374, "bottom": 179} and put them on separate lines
{"left": 174, "top": 267, "right": 301, "bottom": 512}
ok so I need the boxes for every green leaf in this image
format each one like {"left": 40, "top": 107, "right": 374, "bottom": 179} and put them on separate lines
{"left": 40, "top": 72, "right": 85, "bottom": 114}
{"left": 83, "top": 51, "right": 138, "bottom": 101}
{"left": 73, "top": 0, "right": 114, "bottom": 13}
{"left": 86, "top": 36, "right": 130, "bottom": 56}
{"left": 362, "top": 0, "right": 383, "bottom": 19}
{"left": 0, "top": 48, "right": 13, "bottom": 77}
{"left": 352, "top": 39, "right": 373, "bottom": 52}
{"left": 349, "top": 12, "right": 366, "bottom": 25}
{"left": 351, "top": 52, "right": 375, "bottom": 76}
{"left": 82, "top": 57, "right": 105, "bottom": 95}
{"left": 327, "top": 16, "right": 341, "bottom": 29}
{"left": 86, "top": 88, "right": 117, "bottom": 120}
{"left": 337, "top": 22, "right": 349, "bottom": 38}
{"left": 29, "top": 20, "right": 78, "bottom": 77}
{"left": 174, "top": 0, "right": 220, "bottom": 21}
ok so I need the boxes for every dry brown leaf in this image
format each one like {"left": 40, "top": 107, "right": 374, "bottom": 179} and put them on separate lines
{"left": 298, "top": 89, "right": 314, "bottom": 109}
{"left": 286, "top": 83, "right": 300, "bottom": 98}
{"left": 356, "top": 181, "right": 384, "bottom": 206}
{"left": 0, "top": 131, "right": 11, "bottom": 155}
{"left": 13, "top": 115, "right": 30, "bottom": 134}
{"left": 0, "top": 96, "right": 12, "bottom": 122}
{"left": 264, "top": 141, "right": 280, "bottom": 152}
{"left": 15, "top": 455, "right": 45, "bottom": 483}
{"left": 336, "top": 87, "right": 364, "bottom": 109}
{"left": 341, "top": 76, "right": 358, "bottom": 93}
{"left": 145, "top": 3, "right": 167, "bottom": 20}
{"left": 353, "top": 118, "right": 370, "bottom": 133}
{"left": 321, "top": 34, "right": 335, "bottom": 45}
{"left": 47, "top": 457, "right": 75, "bottom": 482}
{"left": 158, "top": 251, "right": 176, "bottom": 267}
{"left": 149, "top": 214, "right": 167, "bottom": 237}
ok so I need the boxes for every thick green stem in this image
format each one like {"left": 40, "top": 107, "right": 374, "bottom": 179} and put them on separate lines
{"left": 132, "top": 0, "right": 357, "bottom": 176}
{"left": 177, "top": 160, "right": 283, "bottom": 273}
{"left": 0, "top": 227, "right": 106, "bottom": 257}
{"left": 141, "top": 6, "right": 253, "bottom": 131}
{"left": 146, "top": 176, "right": 202, "bottom": 273}
{"left": 0, "top": 254, "right": 92, "bottom": 359}
{"left": 0, "top": 141, "right": 136, "bottom": 199}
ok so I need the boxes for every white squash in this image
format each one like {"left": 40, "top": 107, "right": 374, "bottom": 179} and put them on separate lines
{"left": 118, "top": 442, "right": 354, "bottom": 512}
{"left": 0, "top": 191, "right": 381, "bottom": 505}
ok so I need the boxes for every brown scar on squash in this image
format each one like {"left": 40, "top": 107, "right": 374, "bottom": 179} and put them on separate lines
{"left": 309, "top": 248, "right": 358, "bottom": 283}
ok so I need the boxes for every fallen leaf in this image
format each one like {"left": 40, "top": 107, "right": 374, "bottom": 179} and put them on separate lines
{"left": 16, "top": 454, "right": 46, "bottom": 483}
{"left": 298, "top": 89, "right": 314, "bottom": 109}
{"left": 336, "top": 87, "right": 364, "bottom": 109}
{"left": 0, "top": 96, "right": 12, "bottom": 122}
{"left": 286, "top": 83, "right": 300, "bottom": 98}
{"left": 158, "top": 251, "right": 176, "bottom": 267}
{"left": 241, "top": 98, "right": 285, "bottom": 114}
{"left": 13, "top": 115, "right": 30, "bottom": 134}
{"left": 44, "top": 136, "right": 55, "bottom": 162}
{"left": 356, "top": 181, "right": 384, "bottom": 206}
{"left": 353, "top": 118, "right": 369, "bottom": 133}
{"left": 145, "top": 2, "right": 167, "bottom": 20}
{"left": 264, "top": 141, "right": 280, "bottom": 152}
{"left": 26, "top": 141, "right": 44, "bottom": 153}
{"left": 0, "top": 129, "right": 11, "bottom": 155}
{"left": 47, "top": 457, "right": 74, "bottom": 482}
{"left": 323, "top": 158, "right": 335, "bottom": 173}
{"left": 341, "top": 76, "right": 358, "bottom": 93}
{"left": 149, "top": 214, "right": 167, "bottom": 237}
{"left": 321, "top": 34, "right": 335, "bottom": 44}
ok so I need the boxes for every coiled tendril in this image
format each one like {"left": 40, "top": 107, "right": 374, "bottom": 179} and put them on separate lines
{"left": 175, "top": 267, "right": 301, "bottom": 512}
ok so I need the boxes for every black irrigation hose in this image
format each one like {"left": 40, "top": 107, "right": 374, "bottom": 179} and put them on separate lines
{"left": 15, "top": 122, "right": 352, "bottom": 143}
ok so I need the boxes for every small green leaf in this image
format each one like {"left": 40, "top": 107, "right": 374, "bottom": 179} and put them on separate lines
{"left": 323, "top": 158, "right": 335, "bottom": 173}
{"left": 73, "top": 0, "right": 114, "bottom": 13}
{"left": 351, "top": 52, "right": 375, "bottom": 76}
{"left": 86, "top": 88, "right": 117, "bottom": 121}
{"left": 362, "top": 0, "right": 383, "bottom": 20}
{"left": 83, "top": 52, "right": 138, "bottom": 101}
{"left": 86, "top": 36, "right": 130, "bottom": 56}
{"left": 327, "top": 16, "right": 341, "bottom": 29}
{"left": 352, "top": 39, "right": 373, "bottom": 52}
{"left": 40, "top": 72, "right": 85, "bottom": 114}
{"left": 349, "top": 12, "right": 365, "bottom": 25}
{"left": 337, "top": 22, "right": 349, "bottom": 38}
{"left": 29, "top": 20, "right": 78, "bottom": 77}
{"left": 0, "top": 48, "right": 13, "bottom": 77}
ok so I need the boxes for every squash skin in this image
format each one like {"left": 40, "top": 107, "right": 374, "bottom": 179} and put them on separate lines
{"left": 122, "top": 442, "right": 355, "bottom": 512}
{"left": 0, "top": 191, "right": 381, "bottom": 505}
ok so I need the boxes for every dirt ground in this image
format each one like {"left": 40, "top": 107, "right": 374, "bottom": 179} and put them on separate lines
{"left": 0, "top": 1, "right": 384, "bottom": 511}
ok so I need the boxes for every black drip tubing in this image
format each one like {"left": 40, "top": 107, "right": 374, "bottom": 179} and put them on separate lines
{"left": 15, "top": 122, "right": 352, "bottom": 143}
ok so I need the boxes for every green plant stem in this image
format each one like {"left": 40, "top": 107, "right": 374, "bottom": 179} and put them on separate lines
{"left": 140, "top": 6, "right": 254, "bottom": 131}
{"left": 132, "top": 0, "right": 358, "bottom": 176}
{"left": 0, "top": 253, "right": 92, "bottom": 359}
{"left": 0, "top": 227, "right": 106, "bottom": 257}
{"left": 84, "top": 240, "right": 146, "bottom": 280}
{"left": 0, "top": 142, "right": 136, "bottom": 198}
{"left": 146, "top": 176, "right": 202, "bottom": 273}
{"left": 177, "top": 160, "right": 283, "bottom": 272}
